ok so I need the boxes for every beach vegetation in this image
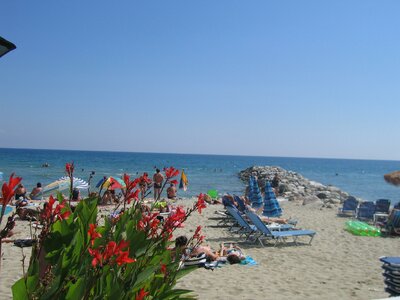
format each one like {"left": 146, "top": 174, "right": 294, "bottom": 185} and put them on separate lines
{"left": 6, "top": 164, "right": 205, "bottom": 299}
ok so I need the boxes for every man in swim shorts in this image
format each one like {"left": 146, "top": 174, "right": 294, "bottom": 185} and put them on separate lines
{"left": 153, "top": 168, "right": 164, "bottom": 200}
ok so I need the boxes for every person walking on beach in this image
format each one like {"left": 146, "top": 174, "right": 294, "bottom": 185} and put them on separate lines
{"left": 153, "top": 168, "right": 164, "bottom": 200}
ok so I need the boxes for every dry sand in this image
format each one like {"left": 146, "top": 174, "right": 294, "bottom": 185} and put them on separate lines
{"left": 1, "top": 199, "right": 399, "bottom": 299}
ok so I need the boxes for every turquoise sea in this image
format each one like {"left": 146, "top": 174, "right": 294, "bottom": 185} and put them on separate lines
{"left": 0, "top": 148, "right": 399, "bottom": 203}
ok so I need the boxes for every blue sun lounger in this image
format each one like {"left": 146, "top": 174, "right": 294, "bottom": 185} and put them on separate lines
{"left": 337, "top": 196, "right": 358, "bottom": 217}
{"left": 245, "top": 210, "right": 316, "bottom": 247}
{"left": 380, "top": 256, "right": 400, "bottom": 296}
{"left": 226, "top": 206, "right": 258, "bottom": 240}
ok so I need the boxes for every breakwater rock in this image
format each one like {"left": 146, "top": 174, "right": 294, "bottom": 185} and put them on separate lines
{"left": 239, "top": 166, "right": 353, "bottom": 208}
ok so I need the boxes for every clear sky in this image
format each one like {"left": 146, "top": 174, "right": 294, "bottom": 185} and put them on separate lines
{"left": 1, "top": 1, "right": 400, "bottom": 160}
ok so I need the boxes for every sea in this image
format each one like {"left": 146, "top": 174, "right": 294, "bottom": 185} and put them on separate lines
{"left": 0, "top": 148, "right": 399, "bottom": 204}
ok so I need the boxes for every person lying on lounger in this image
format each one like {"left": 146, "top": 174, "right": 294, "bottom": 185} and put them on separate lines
{"left": 239, "top": 196, "right": 294, "bottom": 225}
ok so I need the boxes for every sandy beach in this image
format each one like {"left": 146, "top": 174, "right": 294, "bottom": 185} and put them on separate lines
{"left": 0, "top": 198, "right": 398, "bottom": 300}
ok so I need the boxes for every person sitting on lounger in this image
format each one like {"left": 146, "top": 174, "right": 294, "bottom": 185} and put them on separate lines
{"left": 222, "top": 194, "right": 238, "bottom": 208}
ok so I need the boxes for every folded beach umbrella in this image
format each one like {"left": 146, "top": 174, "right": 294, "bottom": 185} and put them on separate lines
{"left": 179, "top": 170, "right": 188, "bottom": 191}
{"left": 251, "top": 177, "right": 263, "bottom": 209}
{"left": 262, "top": 181, "right": 282, "bottom": 217}
{"left": 42, "top": 177, "right": 89, "bottom": 194}
{"left": 247, "top": 176, "right": 254, "bottom": 201}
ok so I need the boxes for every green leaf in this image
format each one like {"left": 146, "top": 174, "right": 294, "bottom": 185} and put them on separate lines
{"left": 26, "top": 274, "right": 39, "bottom": 292}
{"left": 65, "top": 278, "right": 86, "bottom": 300}
{"left": 12, "top": 278, "right": 29, "bottom": 300}
{"left": 156, "top": 288, "right": 196, "bottom": 300}
{"left": 175, "top": 266, "right": 197, "bottom": 280}
{"left": 131, "top": 265, "right": 157, "bottom": 289}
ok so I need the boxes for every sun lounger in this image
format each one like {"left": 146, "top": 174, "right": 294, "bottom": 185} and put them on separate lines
{"left": 245, "top": 210, "right": 316, "bottom": 247}
{"left": 337, "top": 196, "right": 358, "bottom": 217}
{"left": 226, "top": 206, "right": 258, "bottom": 240}
{"left": 356, "top": 201, "right": 376, "bottom": 221}
{"left": 375, "top": 199, "right": 391, "bottom": 214}
{"left": 384, "top": 210, "right": 400, "bottom": 236}
{"left": 380, "top": 256, "right": 400, "bottom": 296}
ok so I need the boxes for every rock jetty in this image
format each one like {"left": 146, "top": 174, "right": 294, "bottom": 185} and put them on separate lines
{"left": 239, "top": 166, "right": 353, "bottom": 208}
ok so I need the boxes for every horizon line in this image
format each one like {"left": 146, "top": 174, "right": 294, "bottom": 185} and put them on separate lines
{"left": 0, "top": 147, "right": 399, "bottom": 163}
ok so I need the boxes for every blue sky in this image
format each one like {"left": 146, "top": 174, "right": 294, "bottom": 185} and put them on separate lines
{"left": 1, "top": 1, "right": 400, "bottom": 160}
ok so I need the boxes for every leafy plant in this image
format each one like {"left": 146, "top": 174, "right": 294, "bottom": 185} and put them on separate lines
{"left": 9, "top": 164, "right": 206, "bottom": 299}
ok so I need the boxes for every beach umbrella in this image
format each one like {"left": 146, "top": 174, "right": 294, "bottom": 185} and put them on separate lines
{"left": 251, "top": 177, "right": 263, "bottom": 209}
{"left": 384, "top": 171, "right": 400, "bottom": 187}
{"left": 42, "top": 177, "right": 89, "bottom": 194}
{"left": 0, "top": 36, "right": 16, "bottom": 58}
{"left": 247, "top": 176, "right": 254, "bottom": 201}
{"left": 179, "top": 170, "right": 188, "bottom": 191}
{"left": 96, "top": 176, "right": 126, "bottom": 190}
{"left": 262, "top": 181, "right": 282, "bottom": 217}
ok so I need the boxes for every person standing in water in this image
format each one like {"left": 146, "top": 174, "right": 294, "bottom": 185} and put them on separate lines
{"left": 153, "top": 168, "right": 164, "bottom": 200}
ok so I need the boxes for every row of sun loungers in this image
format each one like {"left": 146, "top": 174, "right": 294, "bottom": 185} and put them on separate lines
{"left": 221, "top": 204, "right": 316, "bottom": 247}
{"left": 338, "top": 197, "right": 400, "bottom": 235}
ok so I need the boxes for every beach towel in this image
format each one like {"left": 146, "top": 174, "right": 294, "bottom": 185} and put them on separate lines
{"left": 240, "top": 256, "right": 257, "bottom": 266}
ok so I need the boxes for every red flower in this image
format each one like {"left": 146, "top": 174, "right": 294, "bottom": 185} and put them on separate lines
{"left": 1, "top": 173, "right": 22, "bottom": 205}
{"left": 65, "top": 162, "right": 74, "bottom": 177}
{"left": 137, "top": 212, "right": 160, "bottom": 237}
{"left": 163, "top": 206, "right": 187, "bottom": 238}
{"left": 136, "top": 288, "right": 149, "bottom": 300}
{"left": 88, "top": 224, "right": 102, "bottom": 246}
{"left": 88, "top": 239, "right": 135, "bottom": 268}
{"left": 103, "top": 241, "right": 118, "bottom": 261}
{"left": 139, "top": 173, "right": 152, "bottom": 184}
{"left": 41, "top": 195, "right": 71, "bottom": 223}
{"left": 193, "top": 225, "right": 202, "bottom": 239}
{"left": 126, "top": 189, "right": 140, "bottom": 204}
{"left": 160, "top": 264, "right": 167, "bottom": 275}
{"left": 164, "top": 167, "right": 180, "bottom": 179}
{"left": 88, "top": 248, "right": 103, "bottom": 267}
{"left": 115, "top": 251, "right": 136, "bottom": 266}
{"left": 196, "top": 194, "right": 207, "bottom": 214}
{"left": 170, "top": 179, "right": 179, "bottom": 185}
{"left": 123, "top": 174, "right": 140, "bottom": 191}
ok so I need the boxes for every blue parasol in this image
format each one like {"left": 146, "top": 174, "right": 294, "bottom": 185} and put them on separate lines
{"left": 248, "top": 176, "right": 254, "bottom": 201}
{"left": 262, "top": 181, "right": 282, "bottom": 217}
{"left": 251, "top": 176, "right": 263, "bottom": 209}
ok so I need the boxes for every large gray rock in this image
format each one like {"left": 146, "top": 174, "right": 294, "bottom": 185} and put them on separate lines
{"left": 238, "top": 165, "right": 362, "bottom": 210}
{"left": 302, "top": 195, "right": 322, "bottom": 206}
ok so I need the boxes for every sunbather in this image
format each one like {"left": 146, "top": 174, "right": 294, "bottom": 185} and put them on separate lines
{"left": 218, "top": 243, "right": 246, "bottom": 264}
{"left": 242, "top": 196, "right": 293, "bottom": 225}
